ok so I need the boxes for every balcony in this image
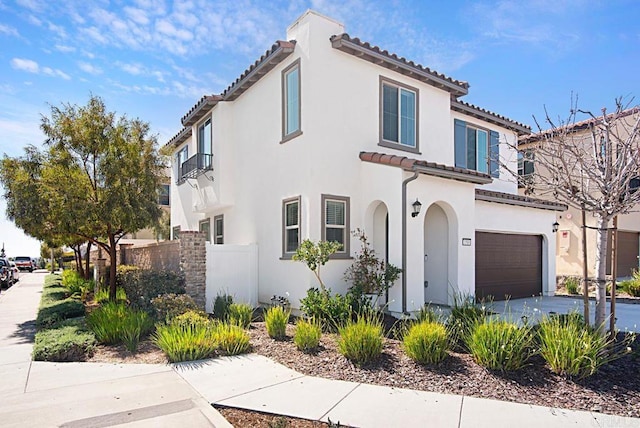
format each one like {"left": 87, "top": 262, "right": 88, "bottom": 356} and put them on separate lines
{"left": 179, "top": 153, "right": 213, "bottom": 183}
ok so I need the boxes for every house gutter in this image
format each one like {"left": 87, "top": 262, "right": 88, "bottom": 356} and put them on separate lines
{"left": 401, "top": 169, "right": 419, "bottom": 314}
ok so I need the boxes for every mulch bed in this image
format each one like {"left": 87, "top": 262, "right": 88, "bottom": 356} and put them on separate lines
{"left": 216, "top": 406, "right": 340, "bottom": 427}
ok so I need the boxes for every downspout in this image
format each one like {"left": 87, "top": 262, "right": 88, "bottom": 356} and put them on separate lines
{"left": 401, "top": 169, "right": 419, "bottom": 314}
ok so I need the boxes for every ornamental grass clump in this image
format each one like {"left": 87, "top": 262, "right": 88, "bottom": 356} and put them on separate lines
{"left": 94, "top": 287, "right": 127, "bottom": 304}
{"left": 403, "top": 321, "right": 449, "bottom": 365}
{"left": 153, "top": 318, "right": 217, "bottom": 362}
{"left": 294, "top": 318, "right": 322, "bottom": 352}
{"left": 228, "top": 303, "right": 253, "bottom": 329}
{"left": 86, "top": 302, "right": 153, "bottom": 349}
{"left": 216, "top": 323, "right": 251, "bottom": 356}
{"left": 537, "top": 313, "right": 633, "bottom": 378}
{"left": 337, "top": 312, "right": 384, "bottom": 365}
{"left": 265, "top": 306, "right": 290, "bottom": 339}
{"left": 467, "top": 318, "right": 534, "bottom": 372}
{"left": 446, "top": 293, "right": 489, "bottom": 350}
{"left": 121, "top": 310, "right": 154, "bottom": 352}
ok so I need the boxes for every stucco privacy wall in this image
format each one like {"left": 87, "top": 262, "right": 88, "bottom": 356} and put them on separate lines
{"left": 475, "top": 200, "right": 557, "bottom": 296}
{"left": 555, "top": 206, "right": 640, "bottom": 277}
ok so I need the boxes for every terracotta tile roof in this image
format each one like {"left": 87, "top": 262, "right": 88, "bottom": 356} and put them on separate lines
{"left": 181, "top": 95, "right": 223, "bottom": 127}
{"left": 331, "top": 33, "right": 469, "bottom": 97}
{"left": 520, "top": 106, "right": 640, "bottom": 144}
{"left": 359, "top": 151, "right": 492, "bottom": 184}
{"left": 451, "top": 99, "right": 531, "bottom": 136}
{"left": 475, "top": 188, "right": 567, "bottom": 211}
{"left": 165, "top": 126, "right": 191, "bottom": 149}
{"left": 222, "top": 40, "right": 296, "bottom": 101}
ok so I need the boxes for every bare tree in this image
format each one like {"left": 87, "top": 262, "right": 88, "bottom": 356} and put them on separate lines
{"left": 513, "top": 98, "right": 640, "bottom": 332}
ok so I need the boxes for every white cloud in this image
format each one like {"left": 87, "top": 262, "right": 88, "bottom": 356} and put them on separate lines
{"left": 47, "top": 22, "right": 67, "bottom": 39}
{"left": 16, "top": 0, "right": 44, "bottom": 12}
{"left": 0, "top": 23, "right": 19, "bottom": 37}
{"left": 78, "top": 61, "right": 102, "bottom": 75}
{"left": 27, "top": 14, "right": 41, "bottom": 26}
{"left": 11, "top": 58, "right": 39, "bottom": 73}
{"left": 10, "top": 57, "right": 70, "bottom": 80}
{"left": 81, "top": 26, "right": 108, "bottom": 44}
{"left": 124, "top": 6, "right": 150, "bottom": 25}
{"left": 119, "top": 62, "right": 144, "bottom": 75}
{"left": 54, "top": 44, "right": 76, "bottom": 53}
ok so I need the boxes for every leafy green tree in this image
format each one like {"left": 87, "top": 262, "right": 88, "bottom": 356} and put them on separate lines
{"left": 293, "top": 239, "right": 341, "bottom": 289}
{"left": 1, "top": 96, "right": 164, "bottom": 300}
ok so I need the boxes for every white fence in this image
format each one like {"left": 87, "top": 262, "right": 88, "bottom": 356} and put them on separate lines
{"left": 205, "top": 243, "right": 258, "bottom": 312}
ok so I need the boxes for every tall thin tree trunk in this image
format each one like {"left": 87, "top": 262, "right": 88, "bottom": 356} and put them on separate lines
{"left": 610, "top": 216, "right": 618, "bottom": 338}
{"left": 84, "top": 241, "right": 92, "bottom": 280}
{"left": 108, "top": 234, "right": 117, "bottom": 302}
{"left": 594, "top": 215, "right": 610, "bottom": 333}
{"left": 581, "top": 206, "right": 590, "bottom": 325}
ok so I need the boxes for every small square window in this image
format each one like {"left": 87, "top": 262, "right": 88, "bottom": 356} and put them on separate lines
{"left": 321, "top": 194, "right": 350, "bottom": 256}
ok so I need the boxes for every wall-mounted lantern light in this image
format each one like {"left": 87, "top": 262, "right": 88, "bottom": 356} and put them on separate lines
{"left": 552, "top": 221, "right": 560, "bottom": 233}
{"left": 411, "top": 199, "right": 422, "bottom": 218}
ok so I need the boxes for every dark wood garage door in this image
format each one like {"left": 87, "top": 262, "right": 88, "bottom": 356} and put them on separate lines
{"left": 476, "top": 232, "right": 542, "bottom": 301}
{"left": 607, "top": 231, "right": 640, "bottom": 278}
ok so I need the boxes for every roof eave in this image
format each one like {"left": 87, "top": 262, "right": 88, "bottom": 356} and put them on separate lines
{"left": 181, "top": 96, "right": 222, "bottom": 127}
{"left": 164, "top": 127, "right": 191, "bottom": 149}
{"left": 451, "top": 100, "right": 531, "bottom": 136}
{"left": 413, "top": 164, "right": 492, "bottom": 185}
{"left": 475, "top": 190, "right": 567, "bottom": 212}
{"left": 332, "top": 37, "right": 468, "bottom": 97}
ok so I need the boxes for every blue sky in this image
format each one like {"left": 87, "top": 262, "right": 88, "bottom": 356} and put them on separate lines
{"left": 0, "top": 0, "right": 638, "bottom": 257}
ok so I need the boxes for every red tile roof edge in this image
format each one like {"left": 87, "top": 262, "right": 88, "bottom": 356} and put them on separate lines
{"left": 475, "top": 188, "right": 567, "bottom": 211}
{"left": 451, "top": 99, "right": 531, "bottom": 136}
{"left": 164, "top": 126, "right": 191, "bottom": 149}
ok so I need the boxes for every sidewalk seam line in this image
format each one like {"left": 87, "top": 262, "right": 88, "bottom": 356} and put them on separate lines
{"left": 23, "top": 360, "right": 33, "bottom": 394}
{"left": 317, "top": 382, "right": 361, "bottom": 422}
{"left": 457, "top": 395, "right": 464, "bottom": 428}
{"left": 200, "top": 373, "right": 307, "bottom": 403}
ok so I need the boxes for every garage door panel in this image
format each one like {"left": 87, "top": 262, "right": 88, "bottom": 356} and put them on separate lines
{"left": 476, "top": 232, "right": 542, "bottom": 301}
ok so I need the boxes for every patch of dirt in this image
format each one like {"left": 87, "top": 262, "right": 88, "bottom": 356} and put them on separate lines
{"left": 89, "top": 339, "right": 168, "bottom": 364}
{"left": 216, "top": 406, "right": 345, "bottom": 427}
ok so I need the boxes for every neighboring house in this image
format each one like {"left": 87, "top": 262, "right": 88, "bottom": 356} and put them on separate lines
{"left": 519, "top": 108, "right": 640, "bottom": 280}
{"left": 166, "top": 10, "right": 565, "bottom": 314}
{"left": 121, "top": 173, "right": 172, "bottom": 242}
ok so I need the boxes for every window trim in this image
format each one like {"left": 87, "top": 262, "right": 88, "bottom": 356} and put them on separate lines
{"left": 197, "top": 118, "right": 212, "bottom": 155}
{"left": 454, "top": 119, "right": 499, "bottom": 177}
{"left": 199, "top": 218, "right": 211, "bottom": 242}
{"left": 379, "top": 76, "right": 420, "bottom": 154}
{"left": 214, "top": 215, "right": 224, "bottom": 244}
{"left": 281, "top": 59, "right": 302, "bottom": 144}
{"left": 321, "top": 194, "right": 351, "bottom": 258}
{"left": 281, "top": 196, "right": 301, "bottom": 259}
{"left": 175, "top": 145, "right": 188, "bottom": 183}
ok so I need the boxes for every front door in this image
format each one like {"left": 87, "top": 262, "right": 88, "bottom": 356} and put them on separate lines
{"left": 424, "top": 204, "right": 449, "bottom": 305}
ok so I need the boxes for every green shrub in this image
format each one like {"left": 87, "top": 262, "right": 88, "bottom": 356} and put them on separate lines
{"left": 36, "top": 299, "right": 85, "bottom": 329}
{"left": 537, "top": 314, "right": 633, "bottom": 378}
{"left": 41, "top": 286, "right": 70, "bottom": 305}
{"left": 87, "top": 302, "right": 153, "bottom": 346}
{"left": 564, "top": 277, "right": 580, "bottom": 295}
{"left": 228, "top": 303, "right": 253, "bottom": 328}
{"left": 416, "top": 305, "right": 445, "bottom": 324}
{"left": 447, "top": 293, "right": 488, "bottom": 350}
{"left": 467, "top": 319, "right": 534, "bottom": 372}
{"left": 265, "top": 306, "right": 290, "bottom": 339}
{"left": 44, "top": 273, "right": 63, "bottom": 287}
{"left": 121, "top": 311, "right": 154, "bottom": 352}
{"left": 118, "top": 269, "right": 185, "bottom": 313}
{"left": 173, "top": 310, "right": 211, "bottom": 328}
{"left": 216, "top": 323, "right": 251, "bottom": 355}
{"left": 213, "top": 292, "right": 233, "bottom": 320}
{"left": 294, "top": 318, "right": 322, "bottom": 352}
{"left": 153, "top": 321, "right": 217, "bottom": 362}
{"left": 94, "top": 287, "right": 127, "bottom": 304}
{"left": 151, "top": 293, "right": 199, "bottom": 322}
{"left": 300, "top": 288, "right": 351, "bottom": 332}
{"left": 32, "top": 319, "right": 96, "bottom": 362}
{"left": 620, "top": 271, "right": 640, "bottom": 297}
{"left": 337, "top": 312, "right": 384, "bottom": 365}
{"left": 403, "top": 321, "right": 448, "bottom": 365}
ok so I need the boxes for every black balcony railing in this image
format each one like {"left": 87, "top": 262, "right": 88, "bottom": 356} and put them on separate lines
{"left": 179, "top": 153, "right": 213, "bottom": 182}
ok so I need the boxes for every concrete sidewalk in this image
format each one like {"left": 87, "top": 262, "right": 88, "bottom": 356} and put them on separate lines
{"left": 174, "top": 354, "right": 640, "bottom": 428}
{"left": 0, "top": 272, "right": 231, "bottom": 428}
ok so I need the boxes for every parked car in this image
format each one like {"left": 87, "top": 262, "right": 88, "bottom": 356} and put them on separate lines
{"left": 14, "top": 256, "right": 35, "bottom": 272}
{"left": 0, "top": 258, "right": 15, "bottom": 288}
{"left": 9, "top": 261, "right": 19, "bottom": 283}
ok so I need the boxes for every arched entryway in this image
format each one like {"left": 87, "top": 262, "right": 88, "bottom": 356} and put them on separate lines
{"left": 372, "top": 202, "right": 389, "bottom": 262}
{"left": 424, "top": 203, "right": 449, "bottom": 305}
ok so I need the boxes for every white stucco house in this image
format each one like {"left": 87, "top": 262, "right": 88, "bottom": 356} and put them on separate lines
{"left": 166, "top": 10, "right": 566, "bottom": 314}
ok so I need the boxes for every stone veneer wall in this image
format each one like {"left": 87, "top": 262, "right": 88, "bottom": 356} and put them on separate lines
{"left": 178, "top": 231, "right": 207, "bottom": 310}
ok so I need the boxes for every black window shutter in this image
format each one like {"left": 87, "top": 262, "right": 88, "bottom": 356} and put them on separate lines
{"left": 489, "top": 130, "right": 499, "bottom": 177}
{"left": 454, "top": 119, "right": 467, "bottom": 168}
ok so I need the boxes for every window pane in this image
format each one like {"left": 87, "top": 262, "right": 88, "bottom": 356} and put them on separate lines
{"left": 199, "top": 221, "right": 210, "bottom": 242}
{"left": 326, "top": 201, "right": 345, "bottom": 225}
{"left": 215, "top": 218, "right": 223, "bottom": 236}
{"left": 286, "top": 67, "right": 299, "bottom": 135}
{"left": 326, "top": 228, "right": 344, "bottom": 247}
{"left": 286, "top": 229, "right": 299, "bottom": 253}
{"left": 466, "top": 127, "right": 476, "bottom": 170}
{"left": 158, "top": 184, "right": 170, "bottom": 206}
{"left": 382, "top": 85, "right": 398, "bottom": 142}
{"left": 286, "top": 202, "right": 299, "bottom": 227}
{"left": 476, "top": 130, "right": 488, "bottom": 173}
{"left": 400, "top": 89, "right": 415, "bottom": 147}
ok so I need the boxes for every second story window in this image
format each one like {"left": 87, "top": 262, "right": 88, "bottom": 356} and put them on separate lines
{"left": 380, "top": 77, "right": 418, "bottom": 152}
{"left": 175, "top": 146, "right": 188, "bottom": 182}
{"left": 198, "top": 119, "right": 212, "bottom": 168}
{"left": 454, "top": 119, "right": 499, "bottom": 178}
{"left": 158, "top": 184, "right": 170, "bottom": 206}
{"left": 282, "top": 59, "right": 301, "bottom": 142}
{"left": 518, "top": 150, "right": 535, "bottom": 187}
